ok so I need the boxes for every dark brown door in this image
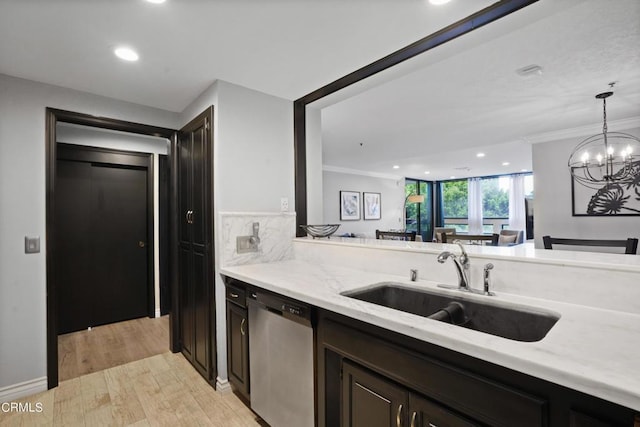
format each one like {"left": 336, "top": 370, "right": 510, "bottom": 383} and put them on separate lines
{"left": 178, "top": 107, "right": 216, "bottom": 384}
{"left": 227, "top": 302, "right": 249, "bottom": 398}
{"left": 56, "top": 153, "right": 148, "bottom": 334}
{"left": 342, "top": 361, "right": 408, "bottom": 427}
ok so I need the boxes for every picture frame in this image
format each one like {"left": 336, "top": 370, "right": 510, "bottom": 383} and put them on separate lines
{"left": 571, "top": 166, "right": 640, "bottom": 216}
{"left": 340, "top": 191, "right": 361, "bottom": 220}
{"left": 363, "top": 192, "right": 381, "bottom": 220}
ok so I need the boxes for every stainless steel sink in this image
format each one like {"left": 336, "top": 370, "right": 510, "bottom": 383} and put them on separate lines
{"left": 342, "top": 282, "right": 560, "bottom": 342}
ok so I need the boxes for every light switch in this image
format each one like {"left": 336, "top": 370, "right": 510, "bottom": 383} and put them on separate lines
{"left": 25, "top": 236, "right": 40, "bottom": 254}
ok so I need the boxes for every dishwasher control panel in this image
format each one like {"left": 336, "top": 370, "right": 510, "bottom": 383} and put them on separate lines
{"left": 255, "top": 291, "right": 311, "bottom": 325}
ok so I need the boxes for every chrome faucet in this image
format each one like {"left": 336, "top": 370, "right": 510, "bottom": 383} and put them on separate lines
{"left": 437, "top": 242, "right": 496, "bottom": 296}
{"left": 437, "top": 242, "right": 470, "bottom": 290}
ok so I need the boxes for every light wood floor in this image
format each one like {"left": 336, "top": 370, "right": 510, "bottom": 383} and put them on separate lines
{"left": 0, "top": 352, "right": 264, "bottom": 426}
{"left": 58, "top": 316, "right": 170, "bottom": 381}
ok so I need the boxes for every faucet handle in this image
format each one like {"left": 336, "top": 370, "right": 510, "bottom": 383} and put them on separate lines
{"left": 483, "top": 263, "right": 495, "bottom": 296}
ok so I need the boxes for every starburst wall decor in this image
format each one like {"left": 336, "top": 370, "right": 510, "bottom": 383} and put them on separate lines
{"left": 571, "top": 161, "right": 640, "bottom": 216}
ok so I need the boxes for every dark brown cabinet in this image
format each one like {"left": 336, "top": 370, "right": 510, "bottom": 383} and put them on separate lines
{"left": 319, "top": 310, "right": 637, "bottom": 427}
{"left": 178, "top": 107, "right": 216, "bottom": 384}
{"left": 342, "top": 360, "right": 406, "bottom": 427}
{"left": 342, "top": 360, "right": 476, "bottom": 427}
{"left": 226, "top": 284, "right": 250, "bottom": 400}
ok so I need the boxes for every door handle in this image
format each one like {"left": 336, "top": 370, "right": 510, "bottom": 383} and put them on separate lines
{"left": 410, "top": 411, "right": 417, "bottom": 427}
{"left": 396, "top": 404, "right": 403, "bottom": 427}
{"left": 138, "top": 241, "right": 145, "bottom": 248}
{"left": 240, "top": 318, "right": 246, "bottom": 336}
{"left": 185, "top": 210, "right": 194, "bottom": 224}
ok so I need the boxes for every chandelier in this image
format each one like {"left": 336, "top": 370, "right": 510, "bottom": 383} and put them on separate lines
{"left": 568, "top": 91, "right": 640, "bottom": 189}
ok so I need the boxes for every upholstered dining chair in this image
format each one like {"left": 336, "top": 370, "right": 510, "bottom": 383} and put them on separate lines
{"left": 376, "top": 230, "right": 417, "bottom": 241}
{"left": 442, "top": 233, "right": 499, "bottom": 246}
{"left": 498, "top": 229, "right": 524, "bottom": 246}
{"left": 542, "top": 236, "right": 638, "bottom": 255}
{"left": 434, "top": 227, "right": 456, "bottom": 243}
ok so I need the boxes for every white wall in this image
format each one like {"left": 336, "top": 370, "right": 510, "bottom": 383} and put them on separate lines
{"left": 532, "top": 126, "right": 640, "bottom": 252}
{"left": 180, "top": 79, "right": 294, "bottom": 388}
{"left": 57, "top": 123, "right": 169, "bottom": 155}
{"left": 0, "top": 73, "right": 180, "bottom": 393}
{"left": 306, "top": 107, "right": 324, "bottom": 224}
{"left": 323, "top": 169, "right": 404, "bottom": 238}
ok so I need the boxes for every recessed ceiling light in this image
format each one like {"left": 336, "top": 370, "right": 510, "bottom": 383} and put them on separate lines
{"left": 450, "top": 176, "right": 456, "bottom": 179}
{"left": 429, "top": 0, "right": 451, "bottom": 4}
{"left": 114, "top": 46, "right": 139, "bottom": 61}
{"left": 521, "top": 169, "right": 528, "bottom": 172}
{"left": 393, "top": 165, "right": 400, "bottom": 169}
{"left": 146, "top": 0, "right": 166, "bottom": 3}
{"left": 424, "top": 171, "right": 430, "bottom": 175}
{"left": 476, "top": 153, "right": 485, "bottom": 158}
{"left": 502, "top": 162, "right": 510, "bottom": 166}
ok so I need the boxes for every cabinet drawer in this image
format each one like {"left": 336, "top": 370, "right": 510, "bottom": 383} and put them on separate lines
{"left": 226, "top": 285, "right": 246, "bottom": 307}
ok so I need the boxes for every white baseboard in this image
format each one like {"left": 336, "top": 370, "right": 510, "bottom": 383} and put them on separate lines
{"left": 216, "top": 377, "right": 232, "bottom": 394}
{"left": 0, "top": 377, "right": 47, "bottom": 403}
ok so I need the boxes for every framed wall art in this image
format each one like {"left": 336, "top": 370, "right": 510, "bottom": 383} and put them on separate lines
{"left": 571, "top": 166, "right": 640, "bottom": 216}
{"left": 363, "top": 192, "right": 381, "bottom": 220}
{"left": 340, "top": 191, "right": 361, "bottom": 220}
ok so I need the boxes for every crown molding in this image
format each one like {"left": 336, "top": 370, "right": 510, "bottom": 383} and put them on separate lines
{"left": 523, "top": 117, "right": 640, "bottom": 145}
{"left": 323, "top": 165, "right": 402, "bottom": 181}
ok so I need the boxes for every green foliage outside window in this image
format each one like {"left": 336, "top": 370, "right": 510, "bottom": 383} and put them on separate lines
{"left": 481, "top": 178, "right": 509, "bottom": 218}
{"left": 442, "top": 180, "right": 468, "bottom": 218}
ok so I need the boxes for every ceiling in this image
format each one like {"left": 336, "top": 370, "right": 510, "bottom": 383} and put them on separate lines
{"left": 0, "top": 0, "right": 493, "bottom": 112}
{"left": 319, "top": 0, "right": 640, "bottom": 181}
{"left": 2, "top": 1, "right": 638, "bottom": 182}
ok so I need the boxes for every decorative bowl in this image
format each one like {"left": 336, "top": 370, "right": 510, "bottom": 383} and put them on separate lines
{"left": 299, "top": 224, "right": 341, "bottom": 239}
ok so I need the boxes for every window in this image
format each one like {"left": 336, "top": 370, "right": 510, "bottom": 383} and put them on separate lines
{"left": 481, "top": 177, "right": 509, "bottom": 219}
{"left": 405, "top": 179, "right": 433, "bottom": 241}
{"left": 441, "top": 179, "right": 468, "bottom": 219}
{"left": 440, "top": 173, "right": 533, "bottom": 234}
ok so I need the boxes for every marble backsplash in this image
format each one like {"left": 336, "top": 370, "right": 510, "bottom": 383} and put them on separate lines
{"left": 219, "top": 212, "right": 296, "bottom": 267}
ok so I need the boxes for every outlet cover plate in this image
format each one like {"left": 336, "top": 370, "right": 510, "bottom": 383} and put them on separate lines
{"left": 237, "top": 236, "right": 258, "bottom": 254}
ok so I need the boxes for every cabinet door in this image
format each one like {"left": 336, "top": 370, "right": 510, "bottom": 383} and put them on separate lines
{"left": 342, "top": 360, "right": 408, "bottom": 427}
{"left": 409, "top": 394, "right": 478, "bottom": 427}
{"left": 227, "top": 302, "right": 249, "bottom": 398}
{"left": 178, "top": 107, "right": 216, "bottom": 385}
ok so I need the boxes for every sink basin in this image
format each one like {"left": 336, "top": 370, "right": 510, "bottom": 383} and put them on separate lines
{"left": 342, "top": 283, "right": 560, "bottom": 342}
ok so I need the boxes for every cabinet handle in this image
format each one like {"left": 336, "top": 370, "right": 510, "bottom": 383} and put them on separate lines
{"left": 428, "top": 424, "right": 438, "bottom": 427}
{"left": 229, "top": 292, "right": 239, "bottom": 298}
{"left": 410, "top": 411, "right": 417, "bottom": 427}
{"left": 185, "top": 210, "right": 190, "bottom": 223}
{"left": 396, "top": 404, "right": 403, "bottom": 427}
{"left": 190, "top": 210, "right": 194, "bottom": 223}
{"left": 240, "top": 318, "right": 246, "bottom": 336}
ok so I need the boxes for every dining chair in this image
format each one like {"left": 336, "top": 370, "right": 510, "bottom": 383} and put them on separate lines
{"left": 375, "top": 230, "right": 417, "bottom": 241}
{"left": 498, "top": 229, "right": 524, "bottom": 246}
{"left": 434, "top": 227, "right": 456, "bottom": 243}
{"left": 442, "top": 233, "right": 499, "bottom": 246}
{"left": 542, "top": 236, "right": 639, "bottom": 255}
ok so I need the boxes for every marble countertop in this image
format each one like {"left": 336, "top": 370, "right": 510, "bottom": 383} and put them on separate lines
{"left": 221, "top": 259, "right": 640, "bottom": 411}
{"left": 294, "top": 237, "right": 640, "bottom": 272}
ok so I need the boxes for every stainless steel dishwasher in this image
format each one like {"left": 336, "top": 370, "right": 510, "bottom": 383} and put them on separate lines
{"left": 248, "top": 291, "right": 314, "bottom": 427}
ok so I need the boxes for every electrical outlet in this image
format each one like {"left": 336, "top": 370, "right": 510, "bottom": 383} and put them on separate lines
{"left": 280, "top": 197, "right": 289, "bottom": 212}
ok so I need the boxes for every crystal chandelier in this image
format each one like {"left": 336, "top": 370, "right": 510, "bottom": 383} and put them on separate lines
{"left": 568, "top": 91, "right": 640, "bottom": 189}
